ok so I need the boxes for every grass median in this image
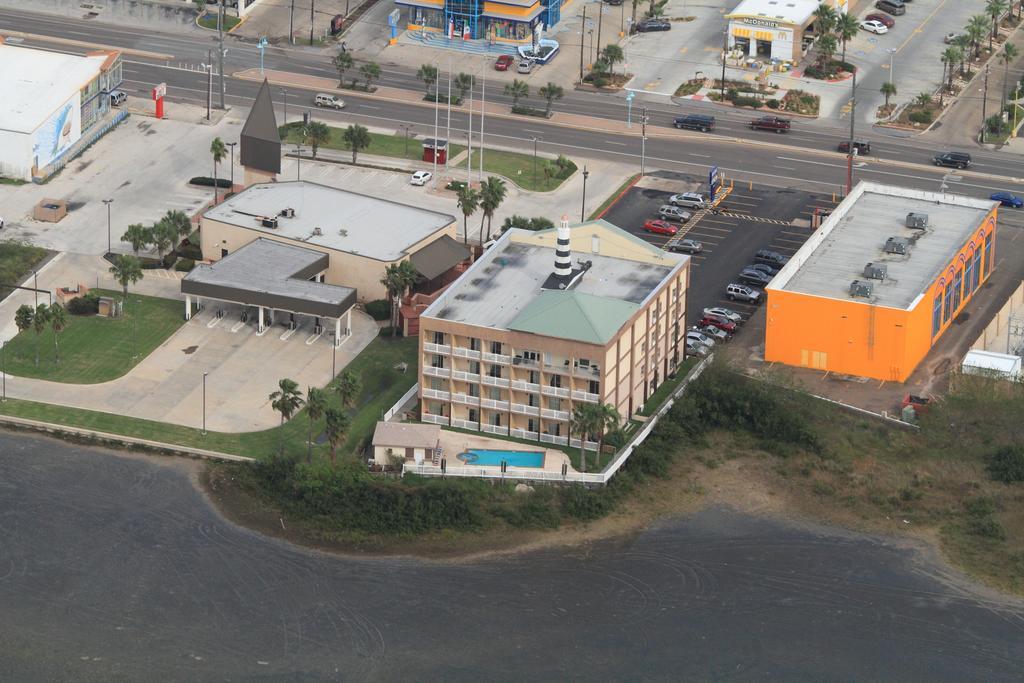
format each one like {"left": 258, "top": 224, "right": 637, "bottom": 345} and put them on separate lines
{"left": 454, "top": 149, "right": 576, "bottom": 192}
{"left": 280, "top": 122, "right": 465, "bottom": 162}
{"left": 0, "top": 241, "right": 49, "bottom": 299}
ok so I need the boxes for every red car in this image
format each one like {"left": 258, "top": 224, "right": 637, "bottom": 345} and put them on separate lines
{"left": 865, "top": 13, "right": 895, "bottom": 28}
{"left": 643, "top": 219, "right": 677, "bottom": 235}
{"left": 495, "top": 55, "right": 515, "bottom": 71}
{"left": 700, "top": 316, "right": 737, "bottom": 333}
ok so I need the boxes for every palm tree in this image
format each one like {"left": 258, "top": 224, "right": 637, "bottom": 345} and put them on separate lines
{"left": 592, "top": 402, "right": 621, "bottom": 467}
{"left": 915, "top": 92, "right": 932, "bottom": 108}
{"left": 31, "top": 303, "right": 49, "bottom": 367}
{"left": 50, "top": 303, "right": 68, "bottom": 364}
{"left": 335, "top": 370, "right": 362, "bottom": 409}
{"left": 570, "top": 404, "right": 596, "bottom": 473}
{"left": 941, "top": 47, "right": 963, "bottom": 93}
{"left": 835, "top": 12, "right": 859, "bottom": 65}
{"left": 378, "top": 261, "right": 419, "bottom": 331}
{"left": 602, "top": 44, "right": 624, "bottom": 75}
{"left": 504, "top": 79, "right": 530, "bottom": 108}
{"left": 953, "top": 34, "right": 972, "bottom": 76}
{"left": 108, "top": 254, "right": 143, "bottom": 300}
{"left": 987, "top": 0, "right": 1009, "bottom": 52}
{"left": 967, "top": 15, "right": 989, "bottom": 59}
{"left": 813, "top": 3, "right": 837, "bottom": 34}
{"left": 333, "top": 50, "right": 354, "bottom": 87}
{"left": 538, "top": 82, "right": 564, "bottom": 116}
{"left": 162, "top": 209, "right": 192, "bottom": 241}
{"left": 417, "top": 63, "right": 438, "bottom": 97}
{"left": 323, "top": 407, "right": 349, "bottom": 464}
{"left": 880, "top": 81, "right": 897, "bottom": 108}
{"left": 456, "top": 184, "right": 480, "bottom": 245}
{"left": 150, "top": 219, "right": 177, "bottom": 263}
{"left": 477, "top": 176, "right": 507, "bottom": 244}
{"left": 454, "top": 72, "right": 474, "bottom": 103}
{"left": 210, "top": 136, "right": 227, "bottom": 205}
{"left": 303, "top": 120, "right": 331, "bottom": 159}
{"left": 305, "top": 386, "right": 327, "bottom": 462}
{"left": 121, "top": 223, "right": 151, "bottom": 256}
{"left": 14, "top": 304, "right": 32, "bottom": 354}
{"left": 342, "top": 123, "right": 371, "bottom": 163}
{"left": 816, "top": 34, "right": 838, "bottom": 68}
{"left": 360, "top": 61, "right": 381, "bottom": 90}
{"left": 1001, "top": 43, "right": 1020, "bottom": 109}
{"left": 269, "top": 378, "right": 304, "bottom": 455}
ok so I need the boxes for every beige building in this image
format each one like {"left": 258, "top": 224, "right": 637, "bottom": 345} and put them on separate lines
{"left": 417, "top": 219, "right": 690, "bottom": 448}
{"left": 198, "top": 181, "right": 464, "bottom": 302}
{"left": 372, "top": 421, "right": 440, "bottom": 466}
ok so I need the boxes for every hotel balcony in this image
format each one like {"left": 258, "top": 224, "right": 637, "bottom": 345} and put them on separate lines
{"left": 539, "top": 433, "right": 569, "bottom": 447}
{"left": 572, "top": 364, "right": 602, "bottom": 380}
{"left": 481, "top": 375, "right": 510, "bottom": 388}
{"left": 540, "top": 408, "right": 569, "bottom": 421}
{"left": 510, "top": 379, "right": 540, "bottom": 393}
{"left": 423, "top": 342, "right": 451, "bottom": 355}
{"left": 422, "top": 413, "right": 448, "bottom": 425}
{"left": 452, "top": 346, "right": 482, "bottom": 360}
{"left": 422, "top": 388, "right": 451, "bottom": 401}
{"left": 451, "top": 369, "right": 481, "bottom": 383}
{"left": 482, "top": 350, "right": 511, "bottom": 364}
{"left": 481, "top": 424, "right": 510, "bottom": 436}
{"left": 451, "top": 418, "right": 479, "bottom": 430}
{"left": 510, "top": 427, "right": 540, "bottom": 440}
{"left": 480, "top": 398, "right": 510, "bottom": 411}
{"left": 541, "top": 385, "right": 570, "bottom": 399}
{"left": 423, "top": 366, "right": 450, "bottom": 378}
{"left": 510, "top": 403, "right": 541, "bottom": 416}
{"left": 571, "top": 389, "right": 600, "bottom": 403}
{"left": 512, "top": 355, "right": 540, "bottom": 368}
{"left": 452, "top": 393, "right": 481, "bottom": 406}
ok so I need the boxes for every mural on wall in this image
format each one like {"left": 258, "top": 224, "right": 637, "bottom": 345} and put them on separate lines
{"left": 32, "top": 92, "right": 81, "bottom": 169}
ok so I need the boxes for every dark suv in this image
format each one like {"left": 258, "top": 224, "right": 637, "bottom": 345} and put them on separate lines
{"left": 875, "top": 0, "right": 906, "bottom": 15}
{"left": 754, "top": 249, "right": 788, "bottom": 266}
{"left": 673, "top": 114, "right": 716, "bottom": 132}
{"left": 933, "top": 152, "right": 972, "bottom": 169}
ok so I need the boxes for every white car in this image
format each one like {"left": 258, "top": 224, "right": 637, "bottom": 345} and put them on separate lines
{"left": 860, "top": 19, "right": 888, "bottom": 35}
{"left": 669, "top": 192, "right": 707, "bottom": 209}
{"left": 685, "top": 330, "right": 715, "bottom": 348}
{"left": 410, "top": 171, "right": 432, "bottom": 186}
{"left": 686, "top": 340, "right": 709, "bottom": 357}
{"left": 703, "top": 306, "right": 742, "bottom": 324}
{"left": 698, "top": 325, "right": 729, "bottom": 342}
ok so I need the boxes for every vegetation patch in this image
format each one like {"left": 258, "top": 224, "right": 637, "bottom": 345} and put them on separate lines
{"left": 779, "top": 90, "right": 820, "bottom": 116}
{"left": 197, "top": 11, "right": 240, "bottom": 31}
{"left": 279, "top": 122, "right": 465, "bottom": 162}
{"left": 455, "top": 150, "right": 576, "bottom": 192}
{"left": 896, "top": 93, "right": 941, "bottom": 128}
{"left": 0, "top": 241, "right": 49, "bottom": 300}
{"left": 673, "top": 78, "right": 706, "bottom": 97}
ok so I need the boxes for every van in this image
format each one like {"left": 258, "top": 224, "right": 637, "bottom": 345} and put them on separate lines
{"left": 726, "top": 283, "right": 761, "bottom": 303}
{"left": 673, "top": 114, "right": 715, "bottom": 132}
{"left": 109, "top": 90, "right": 127, "bottom": 106}
{"left": 874, "top": 0, "right": 906, "bottom": 16}
{"left": 314, "top": 93, "right": 345, "bottom": 109}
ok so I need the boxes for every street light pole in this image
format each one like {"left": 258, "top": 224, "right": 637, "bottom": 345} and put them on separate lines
{"left": 720, "top": 27, "right": 728, "bottom": 103}
{"left": 402, "top": 125, "right": 413, "bottom": 158}
{"left": 202, "top": 371, "right": 208, "bottom": 435}
{"left": 579, "top": 5, "right": 587, "bottom": 83}
{"left": 205, "top": 49, "right": 213, "bottom": 121}
{"left": 218, "top": 2, "right": 226, "bottom": 109}
{"left": 531, "top": 136, "right": 538, "bottom": 188}
{"left": 295, "top": 144, "right": 304, "bottom": 180}
{"left": 581, "top": 166, "right": 589, "bottom": 222}
{"left": 640, "top": 106, "right": 648, "bottom": 176}
{"left": 846, "top": 69, "right": 857, "bottom": 195}
{"left": 2, "top": 341, "right": 6, "bottom": 403}
{"left": 132, "top": 299, "right": 139, "bottom": 362}
{"left": 886, "top": 47, "right": 897, "bottom": 85}
{"left": 981, "top": 64, "right": 991, "bottom": 144}
{"left": 102, "top": 198, "right": 113, "bottom": 254}
{"left": 226, "top": 142, "right": 237, "bottom": 193}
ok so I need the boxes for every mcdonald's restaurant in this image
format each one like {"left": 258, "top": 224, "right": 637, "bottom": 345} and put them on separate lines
{"left": 725, "top": 0, "right": 838, "bottom": 64}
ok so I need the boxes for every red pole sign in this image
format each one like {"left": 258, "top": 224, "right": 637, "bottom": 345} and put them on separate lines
{"left": 151, "top": 82, "right": 167, "bottom": 119}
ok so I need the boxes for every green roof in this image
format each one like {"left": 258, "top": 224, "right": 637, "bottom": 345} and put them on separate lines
{"left": 507, "top": 290, "right": 639, "bottom": 345}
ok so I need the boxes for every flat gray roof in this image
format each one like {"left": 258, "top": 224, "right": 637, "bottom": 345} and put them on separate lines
{"left": 203, "top": 181, "right": 456, "bottom": 262}
{"left": 770, "top": 183, "right": 997, "bottom": 310}
{"left": 182, "top": 238, "right": 356, "bottom": 318}
{"left": 424, "top": 221, "right": 682, "bottom": 340}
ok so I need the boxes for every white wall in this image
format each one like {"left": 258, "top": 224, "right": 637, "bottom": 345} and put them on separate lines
{"left": 0, "top": 128, "right": 33, "bottom": 181}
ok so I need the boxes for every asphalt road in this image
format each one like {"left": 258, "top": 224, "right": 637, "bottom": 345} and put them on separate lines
{"left": 1, "top": 433, "right": 1023, "bottom": 681}
{"left": 3, "top": 6, "right": 1024, "bottom": 186}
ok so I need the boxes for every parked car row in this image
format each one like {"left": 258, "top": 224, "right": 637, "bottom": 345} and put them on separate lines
{"left": 724, "top": 250, "right": 789, "bottom": 305}
{"left": 686, "top": 306, "right": 746, "bottom": 357}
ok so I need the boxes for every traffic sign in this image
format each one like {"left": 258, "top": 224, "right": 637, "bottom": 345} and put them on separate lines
{"left": 708, "top": 165, "right": 721, "bottom": 201}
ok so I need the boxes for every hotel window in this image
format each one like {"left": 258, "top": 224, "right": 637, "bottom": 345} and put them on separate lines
{"left": 521, "top": 350, "right": 539, "bottom": 363}
{"left": 932, "top": 294, "right": 942, "bottom": 337}
{"left": 468, "top": 361, "right": 480, "bottom": 374}
{"left": 964, "top": 254, "right": 974, "bottom": 299}
{"left": 549, "top": 374, "right": 562, "bottom": 388}
{"left": 527, "top": 418, "right": 538, "bottom": 432}
{"left": 528, "top": 370, "right": 540, "bottom": 384}
{"left": 431, "top": 354, "right": 444, "bottom": 369}
{"left": 984, "top": 233, "right": 993, "bottom": 276}
{"left": 952, "top": 269, "right": 963, "bottom": 312}
{"left": 972, "top": 249, "right": 982, "bottom": 292}
{"left": 428, "top": 401, "right": 442, "bottom": 415}
{"left": 468, "top": 384, "right": 479, "bottom": 398}
{"left": 468, "top": 408, "right": 478, "bottom": 423}
{"left": 487, "top": 387, "right": 502, "bottom": 400}
{"left": 528, "top": 394, "right": 539, "bottom": 407}
{"left": 549, "top": 398, "right": 562, "bottom": 411}
{"left": 488, "top": 364, "right": 502, "bottom": 378}
{"left": 943, "top": 284, "right": 953, "bottom": 322}
{"left": 430, "top": 378, "right": 444, "bottom": 391}
{"left": 589, "top": 380, "right": 600, "bottom": 395}
{"left": 469, "top": 337, "right": 481, "bottom": 351}
{"left": 490, "top": 341, "right": 502, "bottom": 355}
{"left": 432, "top": 331, "right": 444, "bottom": 345}
{"left": 490, "top": 413, "right": 502, "bottom": 427}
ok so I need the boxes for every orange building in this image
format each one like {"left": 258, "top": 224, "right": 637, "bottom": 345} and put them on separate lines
{"left": 765, "top": 183, "right": 998, "bottom": 382}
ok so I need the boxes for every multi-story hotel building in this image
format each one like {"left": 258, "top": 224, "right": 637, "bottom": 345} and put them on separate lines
{"left": 417, "top": 218, "right": 690, "bottom": 447}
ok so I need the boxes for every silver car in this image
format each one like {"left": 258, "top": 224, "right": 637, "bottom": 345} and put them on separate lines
{"left": 669, "top": 238, "right": 703, "bottom": 254}
{"left": 669, "top": 192, "right": 707, "bottom": 209}
{"left": 699, "top": 325, "right": 729, "bottom": 341}
{"left": 685, "top": 330, "right": 715, "bottom": 348}
{"left": 686, "top": 340, "right": 709, "bottom": 357}
{"left": 658, "top": 205, "right": 691, "bottom": 221}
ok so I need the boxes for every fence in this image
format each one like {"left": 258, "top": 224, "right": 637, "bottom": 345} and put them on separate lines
{"left": 403, "top": 355, "right": 713, "bottom": 485}
{"left": 383, "top": 383, "right": 419, "bottom": 422}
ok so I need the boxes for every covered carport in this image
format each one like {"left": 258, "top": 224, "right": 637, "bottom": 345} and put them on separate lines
{"left": 181, "top": 238, "right": 357, "bottom": 347}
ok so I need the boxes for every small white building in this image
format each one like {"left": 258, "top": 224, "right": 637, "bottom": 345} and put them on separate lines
{"left": 372, "top": 422, "right": 440, "bottom": 466}
{"left": 961, "top": 350, "right": 1022, "bottom": 381}
{"left": 726, "top": 0, "right": 841, "bottom": 63}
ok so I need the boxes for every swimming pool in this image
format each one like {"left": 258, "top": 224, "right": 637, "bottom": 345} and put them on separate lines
{"left": 457, "top": 449, "right": 545, "bottom": 468}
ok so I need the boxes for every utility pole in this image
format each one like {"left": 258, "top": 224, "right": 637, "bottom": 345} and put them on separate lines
{"left": 102, "top": 198, "right": 113, "bottom": 254}
{"left": 846, "top": 69, "right": 856, "bottom": 195}
{"left": 218, "top": 2, "right": 226, "bottom": 109}
{"left": 205, "top": 49, "right": 213, "bottom": 121}
{"left": 290, "top": 0, "right": 295, "bottom": 44}
{"left": 596, "top": 4, "right": 604, "bottom": 65}
{"left": 640, "top": 106, "right": 648, "bottom": 176}
{"left": 579, "top": 5, "right": 587, "bottom": 83}
{"left": 720, "top": 27, "right": 728, "bottom": 103}
{"left": 310, "top": 0, "right": 316, "bottom": 45}
{"left": 479, "top": 64, "right": 486, "bottom": 184}
{"left": 981, "top": 64, "right": 991, "bottom": 144}
{"left": 467, "top": 73, "right": 473, "bottom": 187}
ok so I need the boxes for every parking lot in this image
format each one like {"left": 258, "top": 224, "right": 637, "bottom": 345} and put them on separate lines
{"left": 600, "top": 172, "right": 837, "bottom": 335}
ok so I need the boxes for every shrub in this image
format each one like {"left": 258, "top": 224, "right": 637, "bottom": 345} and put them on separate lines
{"left": 178, "top": 241, "right": 202, "bottom": 261}
{"left": 559, "top": 485, "right": 616, "bottom": 520}
{"left": 138, "top": 257, "right": 166, "bottom": 270}
{"left": 908, "top": 110, "right": 933, "bottom": 124}
{"left": 967, "top": 515, "right": 1007, "bottom": 540}
{"left": 446, "top": 180, "right": 467, "bottom": 192}
{"left": 175, "top": 258, "right": 195, "bottom": 272}
{"left": 364, "top": 299, "right": 391, "bottom": 321}
{"left": 189, "top": 176, "right": 231, "bottom": 188}
{"left": 803, "top": 65, "right": 824, "bottom": 79}
{"left": 501, "top": 215, "right": 554, "bottom": 232}
{"left": 67, "top": 293, "right": 100, "bottom": 315}
{"left": 732, "top": 95, "right": 762, "bottom": 108}
{"left": 766, "top": 99, "right": 780, "bottom": 109}
{"left": 725, "top": 88, "right": 739, "bottom": 101}
{"left": 604, "top": 428, "right": 628, "bottom": 449}
{"left": 511, "top": 105, "right": 550, "bottom": 118}
{"left": 986, "top": 445, "right": 1024, "bottom": 483}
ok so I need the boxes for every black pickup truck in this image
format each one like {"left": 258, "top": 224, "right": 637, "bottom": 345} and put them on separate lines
{"left": 749, "top": 116, "right": 792, "bottom": 133}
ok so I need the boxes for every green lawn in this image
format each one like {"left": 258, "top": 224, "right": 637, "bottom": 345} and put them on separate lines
{"left": 197, "top": 12, "right": 240, "bottom": 31}
{"left": 639, "top": 357, "right": 698, "bottom": 417}
{"left": 0, "top": 335, "right": 418, "bottom": 461}
{"left": 454, "top": 149, "right": 575, "bottom": 192}
{"left": 280, "top": 122, "right": 465, "bottom": 162}
{"left": 4, "top": 289, "right": 183, "bottom": 384}
{"left": 0, "top": 241, "right": 48, "bottom": 300}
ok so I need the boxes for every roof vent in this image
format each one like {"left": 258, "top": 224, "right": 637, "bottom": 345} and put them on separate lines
{"left": 850, "top": 280, "right": 874, "bottom": 298}
{"left": 312, "top": 227, "right": 322, "bottom": 236}
{"left": 261, "top": 216, "right": 278, "bottom": 229}
{"left": 884, "top": 236, "right": 910, "bottom": 255}
{"left": 863, "top": 262, "right": 887, "bottom": 280}
{"left": 906, "top": 212, "right": 928, "bottom": 229}
{"left": 280, "top": 207, "right": 296, "bottom": 218}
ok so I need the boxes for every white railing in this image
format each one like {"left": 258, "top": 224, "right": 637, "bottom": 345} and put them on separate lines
{"left": 540, "top": 408, "right": 569, "bottom": 421}
{"left": 572, "top": 364, "right": 601, "bottom": 379}
{"left": 481, "top": 424, "right": 509, "bottom": 436}
{"left": 451, "top": 370, "right": 480, "bottom": 383}
{"left": 422, "top": 413, "right": 448, "bottom": 425}
{"left": 539, "top": 433, "right": 569, "bottom": 446}
{"left": 569, "top": 437, "right": 600, "bottom": 450}
{"left": 480, "top": 398, "right": 509, "bottom": 410}
{"left": 423, "top": 366, "right": 450, "bottom": 378}
{"left": 481, "top": 375, "right": 510, "bottom": 388}
{"left": 403, "top": 462, "right": 606, "bottom": 484}
{"left": 383, "top": 384, "right": 419, "bottom": 422}
{"left": 510, "top": 379, "right": 540, "bottom": 392}
{"left": 511, "top": 403, "right": 540, "bottom": 416}
{"left": 482, "top": 351, "right": 511, "bottom": 364}
{"left": 541, "top": 385, "right": 570, "bottom": 399}
{"left": 452, "top": 393, "right": 480, "bottom": 406}
{"left": 451, "top": 418, "right": 479, "bottom": 430}
{"left": 452, "top": 346, "right": 481, "bottom": 359}
{"left": 510, "top": 428, "right": 539, "bottom": 440}
{"left": 571, "top": 390, "right": 600, "bottom": 403}
{"left": 423, "top": 342, "right": 451, "bottom": 355}
{"left": 512, "top": 356, "right": 540, "bottom": 368}
{"left": 421, "top": 388, "right": 450, "bottom": 401}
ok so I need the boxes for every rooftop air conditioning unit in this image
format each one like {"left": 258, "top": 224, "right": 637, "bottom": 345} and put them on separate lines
{"left": 884, "top": 236, "right": 910, "bottom": 255}
{"left": 312, "top": 227, "right": 323, "bottom": 236}
{"left": 906, "top": 212, "right": 928, "bottom": 229}
{"left": 280, "top": 207, "right": 296, "bottom": 218}
{"left": 261, "top": 216, "right": 278, "bottom": 229}
{"left": 863, "top": 262, "right": 888, "bottom": 280}
{"left": 849, "top": 280, "right": 874, "bottom": 298}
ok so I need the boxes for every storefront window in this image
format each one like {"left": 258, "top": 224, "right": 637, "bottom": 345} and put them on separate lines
{"left": 964, "top": 252, "right": 974, "bottom": 299}
{"left": 412, "top": 7, "right": 445, "bottom": 29}
{"left": 972, "top": 249, "right": 982, "bottom": 291}
{"left": 952, "top": 269, "right": 963, "bottom": 312}
{"left": 984, "top": 233, "right": 993, "bottom": 276}
{"left": 932, "top": 293, "right": 942, "bottom": 337}
{"left": 943, "top": 283, "right": 952, "bottom": 322}
{"left": 486, "top": 18, "right": 531, "bottom": 40}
